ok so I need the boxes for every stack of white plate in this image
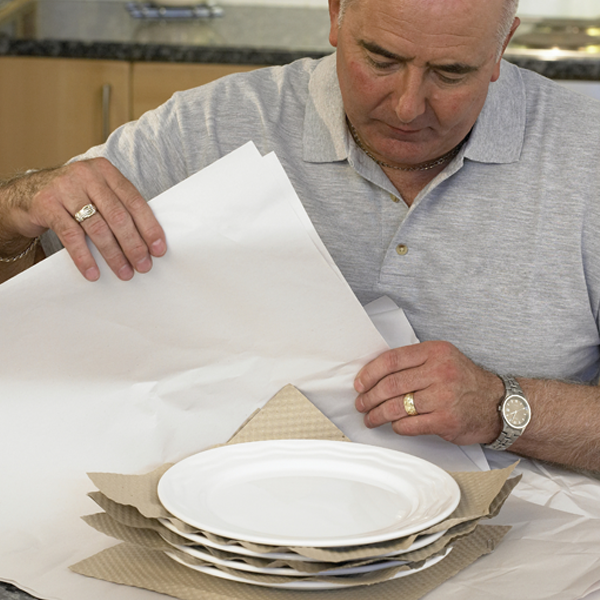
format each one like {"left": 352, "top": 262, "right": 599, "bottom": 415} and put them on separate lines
{"left": 156, "top": 439, "right": 461, "bottom": 590}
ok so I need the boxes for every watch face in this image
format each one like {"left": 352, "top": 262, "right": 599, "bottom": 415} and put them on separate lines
{"left": 502, "top": 395, "right": 531, "bottom": 429}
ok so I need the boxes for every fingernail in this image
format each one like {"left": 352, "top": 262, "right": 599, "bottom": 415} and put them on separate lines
{"left": 354, "top": 377, "right": 364, "bottom": 393}
{"left": 118, "top": 264, "right": 134, "bottom": 280}
{"left": 136, "top": 255, "right": 152, "bottom": 273}
{"left": 85, "top": 267, "right": 100, "bottom": 281}
{"left": 355, "top": 396, "right": 364, "bottom": 412}
{"left": 151, "top": 239, "right": 166, "bottom": 256}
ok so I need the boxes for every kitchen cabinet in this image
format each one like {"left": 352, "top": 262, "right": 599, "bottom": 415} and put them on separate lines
{"left": 131, "top": 62, "right": 260, "bottom": 119}
{"left": 0, "top": 56, "right": 131, "bottom": 179}
{"left": 0, "top": 57, "right": 261, "bottom": 179}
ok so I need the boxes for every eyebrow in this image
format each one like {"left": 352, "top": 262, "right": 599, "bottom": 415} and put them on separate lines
{"left": 359, "top": 40, "right": 480, "bottom": 75}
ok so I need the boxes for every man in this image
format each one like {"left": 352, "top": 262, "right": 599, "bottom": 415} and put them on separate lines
{"left": 1, "top": 0, "right": 599, "bottom": 472}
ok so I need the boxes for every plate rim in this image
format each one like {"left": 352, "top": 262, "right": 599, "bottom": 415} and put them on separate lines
{"left": 164, "top": 546, "right": 452, "bottom": 590}
{"left": 159, "top": 534, "right": 430, "bottom": 577}
{"left": 158, "top": 516, "right": 447, "bottom": 560}
{"left": 157, "top": 439, "right": 461, "bottom": 548}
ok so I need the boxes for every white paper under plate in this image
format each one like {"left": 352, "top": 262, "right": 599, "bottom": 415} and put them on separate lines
{"left": 164, "top": 547, "right": 452, "bottom": 590}
{"left": 157, "top": 440, "right": 460, "bottom": 547}
{"left": 158, "top": 517, "right": 446, "bottom": 561}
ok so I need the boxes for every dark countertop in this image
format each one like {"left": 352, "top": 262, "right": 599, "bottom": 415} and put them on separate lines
{"left": 0, "top": 0, "right": 333, "bottom": 65}
{"left": 0, "top": 0, "right": 599, "bottom": 79}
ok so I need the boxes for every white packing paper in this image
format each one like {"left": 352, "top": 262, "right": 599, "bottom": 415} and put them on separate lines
{"left": 0, "top": 143, "right": 479, "bottom": 600}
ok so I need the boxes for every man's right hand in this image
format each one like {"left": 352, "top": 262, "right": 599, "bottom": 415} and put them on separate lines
{"left": 2, "top": 158, "right": 167, "bottom": 281}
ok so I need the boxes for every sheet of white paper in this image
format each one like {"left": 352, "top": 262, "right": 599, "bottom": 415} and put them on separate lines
{"left": 0, "top": 143, "right": 478, "bottom": 600}
{"left": 365, "top": 295, "right": 420, "bottom": 348}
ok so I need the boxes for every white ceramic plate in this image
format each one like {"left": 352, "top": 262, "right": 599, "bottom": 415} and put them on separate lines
{"left": 159, "top": 517, "right": 446, "bottom": 561}
{"left": 164, "top": 547, "right": 452, "bottom": 590}
{"left": 161, "top": 535, "right": 421, "bottom": 576}
{"left": 157, "top": 440, "right": 460, "bottom": 547}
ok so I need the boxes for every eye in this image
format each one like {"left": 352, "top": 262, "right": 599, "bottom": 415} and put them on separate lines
{"left": 365, "top": 54, "right": 397, "bottom": 71}
{"left": 435, "top": 72, "right": 465, "bottom": 85}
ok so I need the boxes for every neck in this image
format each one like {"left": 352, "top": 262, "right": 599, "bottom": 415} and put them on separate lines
{"left": 347, "top": 119, "right": 466, "bottom": 173}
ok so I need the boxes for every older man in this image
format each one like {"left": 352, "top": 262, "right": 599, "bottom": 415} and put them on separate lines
{"left": 1, "top": 0, "right": 599, "bottom": 471}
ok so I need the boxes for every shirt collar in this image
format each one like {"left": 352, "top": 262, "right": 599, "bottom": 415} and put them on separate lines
{"left": 303, "top": 53, "right": 349, "bottom": 163}
{"left": 303, "top": 54, "right": 526, "bottom": 166}
{"left": 463, "top": 60, "right": 526, "bottom": 164}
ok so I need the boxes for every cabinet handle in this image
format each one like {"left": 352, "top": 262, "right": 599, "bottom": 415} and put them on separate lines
{"left": 102, "top": 84, "right": 112, "bottom": 143}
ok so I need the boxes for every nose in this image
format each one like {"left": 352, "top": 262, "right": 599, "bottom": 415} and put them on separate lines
{"left": 394, "top": 67, "right": 427, "bottom": 124}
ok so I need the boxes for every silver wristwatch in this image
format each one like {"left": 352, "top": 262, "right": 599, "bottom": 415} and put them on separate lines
{"left": 485, "top": 374, "right": 531, "bottom": 451}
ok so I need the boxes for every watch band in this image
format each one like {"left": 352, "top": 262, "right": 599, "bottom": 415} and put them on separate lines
{"left": 486, "top": 422, "right": 521, "bottom": 451}
{"left": 500, "top": 374, "right": 523, "bottom": 399}
{"left": 485, "top": 375, "right": 530, "bottom": 451}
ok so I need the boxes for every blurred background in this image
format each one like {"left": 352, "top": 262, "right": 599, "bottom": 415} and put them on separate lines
{"left": 0, "top": 0, "right": 599, "bottom": 179}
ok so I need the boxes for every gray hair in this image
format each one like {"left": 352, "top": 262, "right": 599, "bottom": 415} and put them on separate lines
{"left": 495, "top": 0, "right": 519, "bottom": 58}
{"left": 337, "top": 0, "right": 519, "bottom": 60}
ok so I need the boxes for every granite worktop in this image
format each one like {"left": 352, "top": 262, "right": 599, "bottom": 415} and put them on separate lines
{"left": 0, "top": 0, "right": 600, "bottom": 79}
{"left": 0, "top": 0, "right": 333, "bottom": 65}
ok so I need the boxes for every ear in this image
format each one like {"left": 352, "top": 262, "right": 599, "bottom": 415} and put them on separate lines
{"left": 491, "top": 17, "right": 520, "bottom": 82}
{"left": 329, "top": 0, "right": 342, "bottom": 48}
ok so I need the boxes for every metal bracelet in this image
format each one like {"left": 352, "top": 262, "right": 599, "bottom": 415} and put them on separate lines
{"left": 0, "top": 237, "right": 40, "bottom": 263}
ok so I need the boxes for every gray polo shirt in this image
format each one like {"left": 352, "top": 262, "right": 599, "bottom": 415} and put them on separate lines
{"left": 61, "top": 53, "right": 600, "bottom": 384}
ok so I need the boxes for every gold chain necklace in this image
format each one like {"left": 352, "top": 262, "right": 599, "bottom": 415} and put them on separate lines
{"left": 348, "top": 120, "right": 464, "bottom": 172}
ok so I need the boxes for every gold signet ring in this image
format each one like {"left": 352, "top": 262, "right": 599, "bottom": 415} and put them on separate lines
{"left": 403, "top": 392, "right": 418, "bottom": 416}
{"left": 74, "top": 203, "right": 98, "bottom": 223}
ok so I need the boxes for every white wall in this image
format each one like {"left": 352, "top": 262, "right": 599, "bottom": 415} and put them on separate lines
{"left": 218, "top": 0, "right": 600, "bottom": 17}
{"left": 218, "top": 0, "right": 328, "bottom": 6}
{"left": 556, "top": 81, "right": 600, "bottom": 102}
{"left": 517, "top": 0, "right": 600, "bottom": 19}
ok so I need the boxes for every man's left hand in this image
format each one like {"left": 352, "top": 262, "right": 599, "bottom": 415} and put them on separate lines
{"left": 354, "top": 341, "right": 504, "bottom": 446}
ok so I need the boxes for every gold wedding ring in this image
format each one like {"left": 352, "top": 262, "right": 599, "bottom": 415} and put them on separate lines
{"left": 403, "top": 392, "right": 418, "bottom": 416}
{"left": 74, "top": 203, "right": 98, "bottom": 223}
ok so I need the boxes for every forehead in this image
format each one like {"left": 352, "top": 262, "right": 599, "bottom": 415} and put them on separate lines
{"left": 344, "top": 0, "right": 503, "bottom": 62}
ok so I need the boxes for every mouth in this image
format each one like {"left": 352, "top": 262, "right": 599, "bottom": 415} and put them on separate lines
{"left": 387, "top": 124, "right": 424, "bottom": 136}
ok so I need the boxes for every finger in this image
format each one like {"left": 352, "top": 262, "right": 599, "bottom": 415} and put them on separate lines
{"left": 354, "top": 346, "right": 427, "bottom": 394}
{"left": 83, "top": 164, "right": 162, "bottom": 274}
{"left": 363, "top": 391, "right": 428, "bottom": 428}
{"left": 391, "top": 410, "right": 470, "bottom": 445}
{"left": 105, "top": 167, "right": 167, "bottom": 260}
{"left": 390, "top": 413, "right": 442, "bottom": 438}
{"left": 44, "top": 203, "right": 102, "bottom": 281}
{"left": 76, "top": 207, "right": 136, "bottom": 280}
{"left": 41, "top": 187, "right": 137, "bottom": 282}
{"left": 355, "top": 361, "right": 432, "bottom": 414}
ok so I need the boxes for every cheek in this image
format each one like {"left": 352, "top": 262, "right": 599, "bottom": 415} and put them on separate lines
{"left": 342, "top": 61, "right": 371, "bottom": 95}
{"left": 342, "top": 62, "right": 390, "bottom": 113}
{"left": 431, "top": 88, "right": 487, "bottom": 128}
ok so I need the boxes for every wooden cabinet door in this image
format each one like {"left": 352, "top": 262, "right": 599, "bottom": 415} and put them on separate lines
{"left": 132, "top": 62, "right": 260, "bottom": 120}
{"left": 0, "top": 56, "right": 131, "bottom": 179}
